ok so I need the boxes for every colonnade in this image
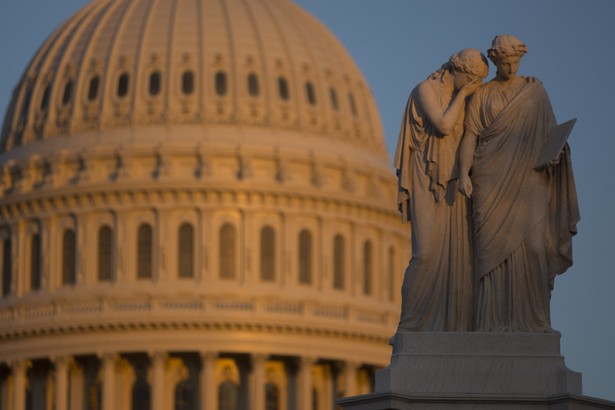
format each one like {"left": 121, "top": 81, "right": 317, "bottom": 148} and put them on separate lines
{"left": 0, "top": 351, "right": 373, "bottom": 410}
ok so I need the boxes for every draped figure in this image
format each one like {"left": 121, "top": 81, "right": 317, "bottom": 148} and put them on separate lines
{"left": 459, "top": 35, "right": 579, "bottom": 332}
{"left": 395, "top": 49, "right": 488, "bottom": 331}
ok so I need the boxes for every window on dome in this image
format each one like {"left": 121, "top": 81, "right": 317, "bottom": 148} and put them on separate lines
{"left": 329, "top": 87, "right": 339, "bottom": 111}
{"left": 2, "top": 238, "right": 11, "bottom": 297}
{"left": 182, "top": 70, "right": 195, "bottom": 95}
{"left": 215, "top": 71, "right": 228, "bottom": 96}
{"left": 98, "top": 226, "right": 113, "bottom": 282}
{"left": 218, "top": 379, "right": 239, "bottom": 410}
{"left": 247, "top": 73, "right": 259, "bottom": 97}
{"left": 149, "top": 71, "right": 161, "bottom": 96}
{"left": 260, "top": 226, "right": 275, "bottom": 282}
{"left": 363, "top": 240, "right": 373, "bottom": 295}
{"left": 305, "top": 81, "right": 316, "bottom": 106}
{"left": 388, "top": 246, "right": 395, "bottom": 302}
{"left": 62, "top": 229, "right": 77, "bottom": 286}
{"left": 40, "top": 84, "right": 51, "bottom": 111}
{"left": 137, "top": 223, "right": 153, "bottom": 279}
{"left": 131, "top": 371, "right": 151, "bottom": 410}
{"left": 312, "top": 389, "right": 319, "bottom": 410}
{"left": 349, "top": 93, "right": 358, "bottom": 117}
{"left": 88, "top": 76, "right": 100, "bottom": 101}
{"left": 30, "top": 233, "right": 42, "bottom": 291}
{"left": 278, "top": 76, "right": 289, "bottom": 101}
{"left": 62, "top": 80, "right": 73, "bottom": 105}
{"left": 175, "top": 379, "right": 195, "bottom": 410}
{"left": 333, "top": 234, "right": 345, "bottom": 290}
{"left": 19, "top": 86, "right": 33, "bottom": 122}
{"left": 178, "top": 223, "right": 194, "bottom": 278}
{"left": 219, "top": 223, "right": 236, "bottom": 280}
{"left": 298, "top": 230, "right": 312, "bottom": 285}
{"left": 265, "top": 383, "right": 280, "bottom": 410}
{"left": 117, "top": 73, "right": 130, "bottom": 98}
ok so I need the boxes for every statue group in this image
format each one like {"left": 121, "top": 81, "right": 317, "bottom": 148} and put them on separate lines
{"left": 394, "top": 34, "right": 580, "bottom": 333}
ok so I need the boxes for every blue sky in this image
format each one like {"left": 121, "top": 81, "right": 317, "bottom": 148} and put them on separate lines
{"left": 1, "top": 0, "right": 614, "bottom": 402}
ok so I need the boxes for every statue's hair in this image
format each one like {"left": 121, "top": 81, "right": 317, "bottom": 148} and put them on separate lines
{"left": 449, "top": 48, "right": 489, "bottom": 78}
{"left": 488, "top": 34, "right": 528, "bottom": 63}
{"left": 428, "top": 48, "right": 488, "bottom": 81}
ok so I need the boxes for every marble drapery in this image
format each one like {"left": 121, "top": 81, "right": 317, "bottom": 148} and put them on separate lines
{"left": 465, "top": 80, "right": 579, "bottom": 332}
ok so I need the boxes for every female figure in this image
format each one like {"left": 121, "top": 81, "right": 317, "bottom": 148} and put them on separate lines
{"left": 458, "top": 35, "right": 579, "bottom": 332}
{"left": 395, "top": 49, "right": 488, "bottom": 331}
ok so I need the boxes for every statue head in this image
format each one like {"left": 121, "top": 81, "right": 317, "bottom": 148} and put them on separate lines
{"left": 448, "top": 48, "right": 489, "bottom": 91}
{"left": 449, "top": 48, "right": 489, "bottom": 78}
{"left": 487, "top": 34, "right": 527, "bottom": 63}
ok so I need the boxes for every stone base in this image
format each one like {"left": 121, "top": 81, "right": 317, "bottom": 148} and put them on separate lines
{"left": 339, "top": 393, "right": 615, "bottom": 409}
{"left": 339, "top": 332, "right": 615, "bottom": 409}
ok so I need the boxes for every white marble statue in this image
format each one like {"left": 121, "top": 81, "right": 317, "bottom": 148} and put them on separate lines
{"left": 394, "top": 49, "right": 489, "bottom": 331}
{"left": 458, "top": 35, "right": 580, "bottom": 332}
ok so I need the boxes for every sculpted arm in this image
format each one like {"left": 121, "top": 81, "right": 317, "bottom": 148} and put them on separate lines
{"left": 458, "top": 130, "right": 478, "bottom": 197}
{"left": 415, "top": 80, "right": 479, "bottom": 136}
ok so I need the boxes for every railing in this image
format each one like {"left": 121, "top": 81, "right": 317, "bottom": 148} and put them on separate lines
{"left": 0, "top": 294, "right": 398, "bottom": 334}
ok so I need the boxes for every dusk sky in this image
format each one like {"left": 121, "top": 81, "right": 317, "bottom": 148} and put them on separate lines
{"left": 1, "top": 0, "right": 614, "bottom": 402}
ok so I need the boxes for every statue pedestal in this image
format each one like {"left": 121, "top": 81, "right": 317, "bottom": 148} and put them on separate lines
{"left": 339, "top": 332, "right": 615, "bottom": 409}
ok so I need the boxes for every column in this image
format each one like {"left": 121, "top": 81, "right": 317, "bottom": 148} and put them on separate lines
{"left": 53, "top": 356, "right": 70, "bottom": 410}
{"left": 250, "top": 354, "right": 266, "bottom": 410}
{"left": 11, "top": 360, "right": 31, "bottom": 410}
{"left": 101, "top": 353, "right": 117, "bottom": 410}
{"left": 343, "top": 361, "right": 359, "bottom": 399}
{"left": 298, "top": 357, "right": 314, "bottom": 410}
{"left": 150, "top": 351, "right": 167, "bottom": 410}
{"left": 199, "top": 351, "right": 218, "bottom": 410}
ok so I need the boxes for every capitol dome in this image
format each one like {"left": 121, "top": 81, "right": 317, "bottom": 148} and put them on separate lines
{"left": 0, "top": 0, "right": 408, "bottom": 409}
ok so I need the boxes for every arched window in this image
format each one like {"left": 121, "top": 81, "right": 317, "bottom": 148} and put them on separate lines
{"left": 218, "top": 380, "right": 239, "bottom": 410}
{"left": 305, "top": 81, "right": 316, "bottom": 106}
{"left": 329, "top": 87, "right": 339, "bottom": 111}
{"left": 137, "top": 223, "right": 153, "bottom": 279}
{"left": 132, "top": 373, "right": 150, "bottom": 410}
{"left": 363, "top": 240, "right": 373, "bottom": 295}
{"left": 277, "top": 76, "right": 289, "bottom": 101}
{"left": 182, "top": 70, "right": 195, "bottom": 95}
{"left": 149, "top": 71, "right": 161, "bottom": 96}
{"left": 349, "top": 93, "right": 358, "bottom": 117}
{"left": 260, "top": 226, "right": 275, "bottom": 282}
{"left": 62, "top": 229, "right": 76, "bottom": 285}
{"left": 215, "top": 71, "right": 228, "bottom": 96}
{"left": 40, "top": 84, "right": 51, "bottom": 111}
{"left": 19, "top": 86, "right": 33, "bottom": 123}
{"left": 178, "top": 223, "right": 194, "bottom": 278}
{"left": 175, "top": 380, "right": 195, "bottom": 410}
{"left": 117, "top": 72, "right": 130, "bottom": 97}
{"left": 2, "top": 238, "right": 11, "bottom": 297}
{"left": 30, "top": 233, "right": 42, "bottom": 290}
{"left": 333, "top": 235, "right": 345, "bottom": 290}
{"left": 388, "top": 246, "right": 395, "bottom": 301}
{"left": 312, "top": 389, "right": 319, "bottom": 410}
{"left": 265, "top": 383, "right": 280, "bottom": 410}
{"left": 88, "top": 76, "right": 100, "bottom": 101}
{"left": 219, "top": 224, "right": 236, "bottom": 280}
{"left": 98, "top": 226, "right": 113, "bottom": 282}
{"left": 247, "top": 73, "right": 259, "bottom": 97}
{"left": 62, "top": 80, "right": 73, "bottom": 105}
{"left": 298, "top": 230, "right": 312, "bottom": 284}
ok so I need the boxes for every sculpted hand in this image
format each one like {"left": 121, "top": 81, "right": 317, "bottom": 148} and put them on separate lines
{"left": 460, "top": 78, "right": 482, "bottom": 97}
{"left": 459, "top": 174, "right": 473, "bottom": 198}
